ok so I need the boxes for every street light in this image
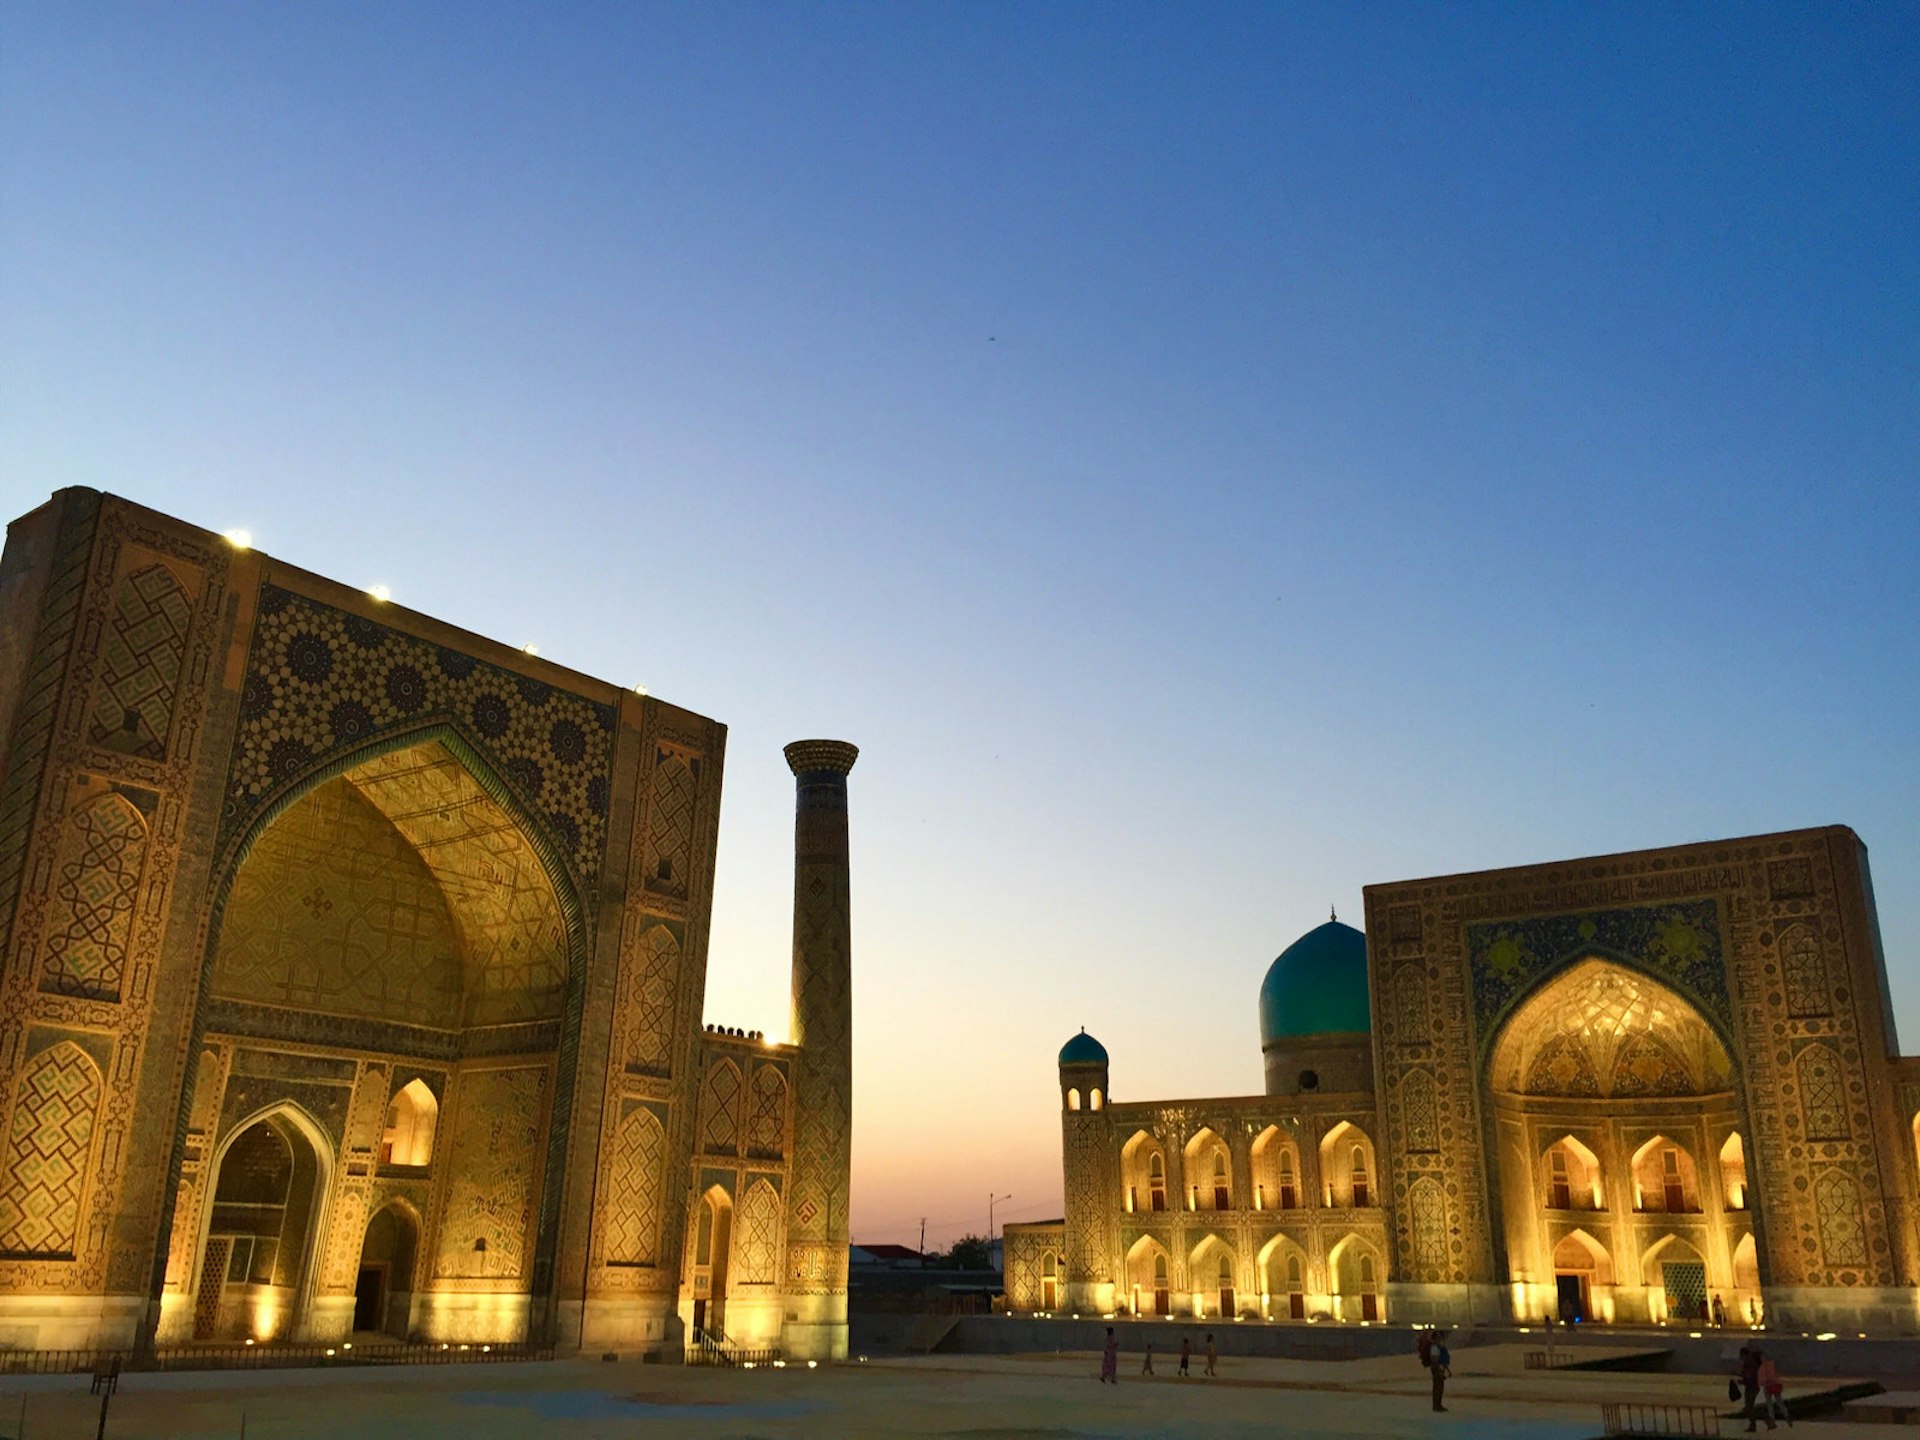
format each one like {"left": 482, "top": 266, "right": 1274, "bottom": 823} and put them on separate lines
{"left": 989, "top": 1192, "right": 1013, "bottom": 1239}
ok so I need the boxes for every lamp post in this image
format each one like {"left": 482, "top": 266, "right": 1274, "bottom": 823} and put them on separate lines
{"left": 989, "top": 1193, "right": 1013, "bottom": 1240}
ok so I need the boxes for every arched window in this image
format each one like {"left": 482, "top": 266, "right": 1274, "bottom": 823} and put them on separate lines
{"left": 1149, "top": 1153, "right": 1167, "bottom": 1212}
{"left": 1212, "top": 1151, "right": 1231, "bottom": 1211}
{"left": 1278, "top": 1149, "right": 1297, "bottom": 1209}
{"left": 1350, "top": 1144, "right": 1370, "bottom": 1207}
{"left": 1066, "top": 1087, "right": 1081, "bottom": 1111}
{"left": 1041, "top": 1250, "right": 1059, "bottom": 1310}
{"left": 1217, "top": 1252, "right": 1236, "bottom": 1316}
{"left": 381, "top": 1079, "right": 438, "bottom": 1166}
{"left": 1720, "top": 1133, "right": 1748, "bottom": 1210}
{"left": 1089, "top": 1088, "right": 1103, "bottom": 1110}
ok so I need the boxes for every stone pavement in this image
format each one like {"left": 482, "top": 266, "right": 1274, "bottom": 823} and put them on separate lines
{"left": 0, "top": 1345, "right": 1876, "bottom": 1439}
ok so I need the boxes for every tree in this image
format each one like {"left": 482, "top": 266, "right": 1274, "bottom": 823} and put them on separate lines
{"left": 944, "top": 1233, "right": 992, "bottom": 1270}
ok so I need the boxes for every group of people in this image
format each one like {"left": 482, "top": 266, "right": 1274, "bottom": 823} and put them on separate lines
{"left": 1095, "top": 1322, "right": 1791, "bottom": 1429}
{"left": 1096, "top": 1329, "right": 1217, "bottom": 1382}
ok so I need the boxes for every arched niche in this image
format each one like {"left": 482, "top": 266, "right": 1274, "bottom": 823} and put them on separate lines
{"left": 1318, "top": 1120, "right": 1376, "bottom": 1208}
{"left": 193, "top": 1105, "right": 332, "bottom": 1342}
{"left": 1120, "top": 1131, "right": 1166, "bottom": 1214}
{"left": 1183, "top": 1128, "right": 1232, "bottom": 1212}
{"left": 1124, "top": 1234, "right": 1171, "bottom": 1317}
{"left": 353, "top": 1202, "right": 421, "bottom": 1338}
{"left": 161, "top": 730, "right": 593, "bottom": 1349}
{"left": 1486, "top": 957, "right": 1747, "bottom": 1327}
{"left": 1327, "top": 1233, "right": 1384, "bottom": 1322}
{"left": 382, "top": 1079, "right": 438, "bottom": 1168}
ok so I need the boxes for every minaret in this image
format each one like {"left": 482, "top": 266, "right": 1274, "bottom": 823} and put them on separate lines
{"left": 779, "top": 739, "right": 858, "bottom": 1361}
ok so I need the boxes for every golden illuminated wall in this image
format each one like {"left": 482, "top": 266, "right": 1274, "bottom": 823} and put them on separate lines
{"left": 0, "top": 490, "right": 739, "bottom": 1356}
{"left": 1365, "top": 827, "right": 1920, "bottom": 1333}
{"left": 1046, "top": 1050, "right": 1389, "bottom": 1322}
{"left": 0, "top": 493, "right": 230, "bottom": 1345}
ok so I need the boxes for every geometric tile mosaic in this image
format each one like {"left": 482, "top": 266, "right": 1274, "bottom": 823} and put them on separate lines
{"left": 225, "top": 587, "right": 616, "bottom": 883}
{"left": 0, "top": 1042, "right": 101, "bottom": 1256}
{"left": 39, "top": 794, "right": 146, "bottom": 1001}
{"left": 89, "top": 563, "right": 192, "bottom": 760}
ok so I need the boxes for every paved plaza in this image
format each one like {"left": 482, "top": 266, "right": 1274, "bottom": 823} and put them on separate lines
{"left": 0, "top": 1344, "right": 1881, "bottom": 1439}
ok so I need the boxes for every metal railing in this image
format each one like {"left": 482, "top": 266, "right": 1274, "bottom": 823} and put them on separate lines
{"left": 0, "top": 1342, "right": 554, "bottom": 1375}
{"left": 1600, "top": 1401, "right": 1721, "bottom": 1436}
{"left": 684, "top": 1329, "right": 780, "bottom": 1367}
{"left": 1524, "top": 1349, "right": 1579, "bottom": 1369}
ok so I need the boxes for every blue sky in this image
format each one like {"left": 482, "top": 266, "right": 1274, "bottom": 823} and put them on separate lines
{"left": 3, "top": 2, "right": 1915, "bottom": 1245}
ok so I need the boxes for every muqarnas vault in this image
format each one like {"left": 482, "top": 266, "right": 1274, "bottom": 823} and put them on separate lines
{"left": 0, "top": 489, "right": 856, "bottom": 1359}
{"left": 1009, "top": 833, "right": 1920, "bottom": 1335}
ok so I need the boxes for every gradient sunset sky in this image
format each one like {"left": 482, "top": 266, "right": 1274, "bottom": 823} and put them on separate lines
{"left": 3, "top": 3, "right": 1915, "bottom": 1251}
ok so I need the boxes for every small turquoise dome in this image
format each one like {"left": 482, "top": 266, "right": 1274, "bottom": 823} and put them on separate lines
{"left": 1058, "top": 1029, "right": 1108, "bottom": 1066}
{"left": 1259, "top": 919, "right": 1370, "bottom": 1043}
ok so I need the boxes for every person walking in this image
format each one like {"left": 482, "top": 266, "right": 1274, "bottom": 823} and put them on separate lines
{"left": 1758, "top": 1354, "right": 1790, "bottom": 1429}
{"left": 1141, "top": 1341, "right": 1154, "bottom": 1376}
{"left": 1204, "top": 1333, "right": 1218, "bottom": 1377}
{"left": 1713, "top": 1294, "right": 1728, "bottom": 1328}
{"left": 1178, "top": 1335, "right": 1191, "bottom": 1376}
{"left": 1429, "top": 1329, "right": 1452, "bottom": 1413}
{"left": 1099, "top": 1327, "right": 1118, "bottom": 1384}
{"left": 1738, "top": 1341, "right": 1766, "bottom": 1432}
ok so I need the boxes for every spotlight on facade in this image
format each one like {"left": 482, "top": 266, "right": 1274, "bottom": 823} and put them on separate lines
{"left": 1816, "top": 1332, "right": 1837, "bottom": 1341}
{"left": 807, "top": 1360, "right": 818, "bottom": 1369}
{"left": 633, "top": 683, "right": 648, "bottom": 696}
{"left": 368, "top": 584, "right": 391, "bottom": 602}
{"left": 223, "top": 528, "right": 253, "bottom": 550}
{"left": 522, "top": 643, "right": 539, "bottom": 656}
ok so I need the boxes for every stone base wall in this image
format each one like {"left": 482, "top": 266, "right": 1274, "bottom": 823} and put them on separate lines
{"left": 0, "top": 1292, "right": 145, "bottom": 1351}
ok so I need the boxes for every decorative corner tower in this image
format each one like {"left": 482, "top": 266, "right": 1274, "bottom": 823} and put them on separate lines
{"left": 779, "top": 739, "right": 858, "bottom": 1361}
{"left": 1057, "top": 1029, "right": 1115, "bottom": 1313}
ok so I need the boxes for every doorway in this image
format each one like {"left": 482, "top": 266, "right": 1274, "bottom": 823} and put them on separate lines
{"left": 353, "top": 1266, "right": 385, "bottom": 1331}
{"left": 1555, "top": 1272, "right": 1588, "bottom": 1322}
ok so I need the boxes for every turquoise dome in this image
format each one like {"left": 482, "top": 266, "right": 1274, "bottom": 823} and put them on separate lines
{"left": 1259, "top": 920, "right": 1370, "bottom": 1043}
{"left": 1058, "top": 1029, "right": 1108, "bottom": 1065}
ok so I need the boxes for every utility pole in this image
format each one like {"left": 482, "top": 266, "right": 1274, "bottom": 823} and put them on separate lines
{"left": 989, "top": 1193, "right": 1013, "bottom": 1241}
{"left": 919, "top": 1218, "right": 926, "bottom": 1264}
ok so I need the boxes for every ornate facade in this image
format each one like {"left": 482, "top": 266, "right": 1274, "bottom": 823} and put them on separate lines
{"left": 1011, "top": 829, "right": 1920, "bottom": 1336}
{"left": 0, "top": 490, "right": 856, "bottom": 1359}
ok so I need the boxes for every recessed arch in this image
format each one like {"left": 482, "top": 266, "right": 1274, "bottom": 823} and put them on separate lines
{"left": 382, "top": 1079, "right": 438, "bottom": 1167}
{"left": 1183, "top": 1127, "right": 1232, "bottom": 1211}
{"left": 1124, "top": 1232, "right": 1172, "bottom": 1317}
{"left": 153, "top": 725, "right": 597, "bottom": 1351}
{"left": 1327, "top": 1232, "right": 1384, "bottom": 1321}
{"left": 1319, "top": 1121, "right": 1376, "bottom": 1207}
{"left": 1120, "top": 1130, "right": 1166, "bottom": 1214}
{"left": 192, "top": 1101, "right": 334, "bottom": 1342}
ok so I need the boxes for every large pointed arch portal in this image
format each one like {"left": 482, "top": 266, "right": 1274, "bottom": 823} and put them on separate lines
{"left": 1486, "top": 958, "right": 1756, "bottom": 1326}
{"left": 149, "top": 729, "right": 591, "bottom": 1348}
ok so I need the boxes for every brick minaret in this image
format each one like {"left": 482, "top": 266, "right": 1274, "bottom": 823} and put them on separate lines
{"left": 779, "top": 739, "right": 857, "bottom": 1360}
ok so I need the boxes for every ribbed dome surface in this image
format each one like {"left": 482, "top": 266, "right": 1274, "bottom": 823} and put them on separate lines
{"left": 1259, "top": 920, "right": 1370, "bottom": 1043}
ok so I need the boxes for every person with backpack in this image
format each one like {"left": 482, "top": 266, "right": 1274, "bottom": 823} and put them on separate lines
{"left": 1430, "top": 1328, "right": 1452, "bottom": 1412}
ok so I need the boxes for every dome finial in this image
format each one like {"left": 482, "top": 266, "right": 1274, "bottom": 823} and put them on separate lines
{"left": 1330, "top": 904, "right": 1337, "bottom": 923}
